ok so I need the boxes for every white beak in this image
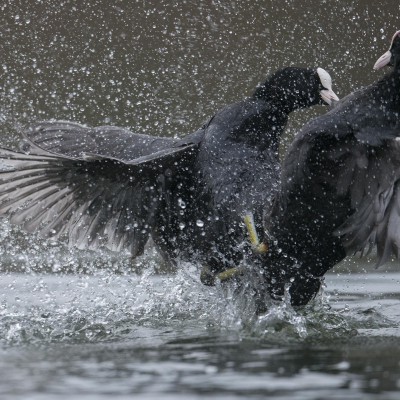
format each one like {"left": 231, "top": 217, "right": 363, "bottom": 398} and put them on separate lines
{"left": 373, "top": 50, "right": 392, "bottom": 70}
{"left": 320, "top": 88, "right": 339, "bottom": 106}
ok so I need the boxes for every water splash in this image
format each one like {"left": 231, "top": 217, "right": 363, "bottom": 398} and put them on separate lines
{"left": 0, "top": 228, "right": 392, "bottom": 347}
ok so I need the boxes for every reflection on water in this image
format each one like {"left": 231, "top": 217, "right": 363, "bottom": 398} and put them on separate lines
{"left": 1, "top": 0, "right": 400, "bottom": 399}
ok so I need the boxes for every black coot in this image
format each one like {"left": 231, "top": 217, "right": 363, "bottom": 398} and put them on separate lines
{"left": 0, "top": 67, "right": 337, "bottom": 276}
{"left": 263, "top": 31, "right": 400, "bottom": 306}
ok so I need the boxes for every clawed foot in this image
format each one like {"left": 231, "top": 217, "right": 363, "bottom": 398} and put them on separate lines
{"left": 200, "top": 265, "right": 244, "bottom": 286}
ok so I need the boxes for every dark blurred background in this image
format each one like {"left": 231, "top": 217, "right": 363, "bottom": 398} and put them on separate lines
{"left": 0, "top": 0, "right": 399, "bottom": 150}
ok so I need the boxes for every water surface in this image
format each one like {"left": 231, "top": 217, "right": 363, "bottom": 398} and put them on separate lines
{"left": 0, "top": 268, "right": 400, "bottom": 399}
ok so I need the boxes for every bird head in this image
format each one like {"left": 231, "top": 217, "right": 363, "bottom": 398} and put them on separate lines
{"left": 373, "top": 30, "right": 400, "bottom": 70}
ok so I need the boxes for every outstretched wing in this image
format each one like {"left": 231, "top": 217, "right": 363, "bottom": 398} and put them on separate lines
{"left": 279, "top": 87, "right": 400, "bottom": 267}
{"left": 0, "top": 135, "right": 198, "bottom": 256}
{"left": 22, "top": 120, "right": 205, "bottom": 163}
{"left": 22, "top": 121, "right": 179, "bottom": 161}
{"left": 332, "top": 139, "right": 400, "bottom": 266}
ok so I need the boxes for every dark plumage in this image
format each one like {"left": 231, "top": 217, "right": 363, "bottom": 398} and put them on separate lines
{"left": 0, "top": 67, "right": 336, "bottom": 275}
{"left": 263, "top": 31, "right": 400, "bottom": 307}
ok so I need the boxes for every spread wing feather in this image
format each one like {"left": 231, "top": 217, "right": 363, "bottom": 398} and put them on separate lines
{"left": 0, "top": 147, "right": 165, "bottom": 256}
{"left": 332, "top": 140, "right": 400, "bottom": 265}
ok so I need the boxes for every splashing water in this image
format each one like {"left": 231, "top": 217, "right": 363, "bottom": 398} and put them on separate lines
{"left": 0, "top": 215, "right": 393, "bottom": 348}
{"left": 0, "top": 204, "right": 391, "bottom": 347}
{"left": 0, "top": 251, "right": 362, "bottom": 347}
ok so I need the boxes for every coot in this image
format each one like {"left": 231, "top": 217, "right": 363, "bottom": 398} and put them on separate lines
{"left": 0, "top": 67, "right": 337, "bottom": 277}
{"left": 263, "top": 31, "right": 400, "bottom": 306}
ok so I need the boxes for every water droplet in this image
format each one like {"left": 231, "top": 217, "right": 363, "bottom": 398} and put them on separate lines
{"left": 196, "top": 219, "right": 204, "bottom": 227}
{"left": 178, "top": 198, "right": 186, "bottom": 209}
{"left": 179, "top": 222, "right": 185, "bottom": 230}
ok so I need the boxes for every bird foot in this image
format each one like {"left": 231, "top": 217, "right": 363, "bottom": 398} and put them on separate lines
{"left": 243, "top": 212, "right": 269, "bottom": 254}
{"left": 200, "top": 265, "right": 244, "bottom": 286}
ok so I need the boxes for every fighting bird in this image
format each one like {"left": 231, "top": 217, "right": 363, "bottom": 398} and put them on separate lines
{"left": 262, "top": 30, "right": 400, "bottom": 306}
{"left": 0, "top": 67, "right": 337, "bottom": 279}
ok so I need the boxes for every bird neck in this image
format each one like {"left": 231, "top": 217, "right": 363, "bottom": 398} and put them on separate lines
{"left": 253, "top": 84, "right": 311, "bottom": 113}
{"left": 378, "top": 68, "right": 400, "bottom": 105}
{"left": 384, "top": 65, "right": 400, "bottom": 84}
{"left": 239, "top": 101, "right": 287, "bottom": 154}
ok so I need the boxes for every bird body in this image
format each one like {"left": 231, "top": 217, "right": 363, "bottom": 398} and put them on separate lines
{"left": 158, "top": 97, "right": 285, "bottom": 271}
